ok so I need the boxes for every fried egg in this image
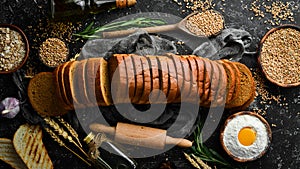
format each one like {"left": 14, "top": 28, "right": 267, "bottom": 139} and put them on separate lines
{"left": 220, "top": 111, "right": 272, "bottom": 162}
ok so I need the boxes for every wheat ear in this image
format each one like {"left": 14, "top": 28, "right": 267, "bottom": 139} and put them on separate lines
{"left": 184, "top": 153, "right": 201, "bottom": 169}
{"left": 191, "top": 154, "right": 212, "bottom": 169}
{"left": 44, "top": 127, "right": 91, "bottom": 166}
{"left": 57, "top": 117, "right": 82, "bottom": 147}
{"left": 44, "top": 117, "right": 88, "bottom": 158}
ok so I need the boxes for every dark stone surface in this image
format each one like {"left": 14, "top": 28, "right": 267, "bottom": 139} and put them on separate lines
{"left": 0, "top": 0, "right": 299, "bottom": 169}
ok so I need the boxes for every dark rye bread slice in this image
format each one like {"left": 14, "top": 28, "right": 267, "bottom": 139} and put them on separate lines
{"left": 193, "top": 57, "right": 205, "bottom": 103}
{"left": 108, "top": 54, "right": 127, "bottom": 104}
{"left": 28, "top": 72, "right": 69, "bottom": 116}
{"left": 179, "top": 56, "right": 192, "bottom": 103}
{"left": 131, "top": 55, "right": 144, "bottom": 104}
{"left": 54, "top": 63, "right": 73, "bottom": 110}
{"left": 186, "top": 55, "right": 200, "bottom": 103}
{"left": 222, "top": 59, "right": 241, "bottom": 102}
{"left": 85, "top": 58, "right": 102, "bottom": 106}
{"left": 225, "top": 62, "right": 255, "bottom": 109}
{"left": 204, "top": 60, "right": 220, "bottom": 107}
{"left": 215, "top": 61, "right": 227, "bottom": 106}
{"left": 218, "top": 60, "right": 236, "bottom": 104}
{"left": 166, "top": 56, "right": 178, "bottom": 103}
{"left": 165, "top": 53, "right": 184, "bottom": 103}
{"left": 157, "top": 56, "right": 169, "bottom": 103}
{"left": 138, "top": 56, "right": 151, "bottom": 104}
{"left": 230, "top": 88, "right": 256, "bottom": 112}
{"left": 145, "top": 55, "right": 160, "bottom": 104}
{"left": 200, "top": 58, "right": 212, "bottom": 106}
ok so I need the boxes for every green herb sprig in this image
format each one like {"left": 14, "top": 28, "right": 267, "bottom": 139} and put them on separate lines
{"left": 73, "top": 17, "right": 167, "bottom": 39}
{"left": 187, "top": 126, "right": 246, "bottom": 169}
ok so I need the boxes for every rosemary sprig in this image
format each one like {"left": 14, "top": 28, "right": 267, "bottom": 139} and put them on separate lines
{"left": 187, "top": 126, "right": 246, "bottom": 169}
{"left": 73, "top": 17, "right": 167, "bottom": 39}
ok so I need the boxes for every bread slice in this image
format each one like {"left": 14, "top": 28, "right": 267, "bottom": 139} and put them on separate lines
{"left": 122, "top": 55, "right": 136, "bottom": 104}
{"left": 100, "top": 57, "right": 113, "bottom": 106}
{"left": 201, "top": 58, "right": 212, "bottom": 106}
{"left": 225, "top": 62, "right": 255, "bottom": 109}
{"left": 131, "top": 55, "right": 144, "bottom": 104}
{"left": 63, "top": 61, "right": 77, "bottom": 107}
{"left": 138, "top": 56, "right": 151, "bottom": 104}
{"left": 53, "top": 64, "right": 72, "bottom": 110}
{"left": 157, "top": 56, "right": 169, "bottom": 103}
{"left": 85, "top": 58, "right": 102, "bottom": 106}
{"left": 186, "top": 55, "right": 200, "bottom": 103}
{"left": 218, "top": 60, "right": 236, "bottom": 104}
{"left": 0, "top": 138, "right": 27, "bottom": 169}
{"left": 166, "top": 56, "right": 178, "bottom": 103}
{"left": 28, "top": 72, "right": 69, "bottom": 116}
{"left": 222, "top": 60, "right": 241, "bottom": 102}
{"left": 193, "top": 57, "right": 205, "bottom": 103}
{"left": 166, "top": 53, "right": 184, "bottom": 103}
{"left": 145, "top": 55, "right": 160, "bottom": 104}
{"left": 13, "top": 124, "right": 53, "bottom": 169}
{"left": 215, "top": 61, "right": 227, "bottom": 106}
{"left": 205, "top": 60, "right": 220, "bottom": 106}
{"left": 179, "top": 56, "right": 192, "bottom": 103}
{"left": 73, "top": 60, "right": 88, "bottom": 105}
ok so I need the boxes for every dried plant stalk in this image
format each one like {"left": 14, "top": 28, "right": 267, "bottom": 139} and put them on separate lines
{"left": 44, "top": 127, "right": 91, "bottom": 166}
{"left": 192, "top": 154, "right": 212, "bottom": 169}
{"left": 57, "top": 117, "right": 82, "bottom": 147}
{"left": 44, "top": 117, "right": 88, "bottom": 157}
{"left": 184, "top": 152, "right": 201, "bottom": 169}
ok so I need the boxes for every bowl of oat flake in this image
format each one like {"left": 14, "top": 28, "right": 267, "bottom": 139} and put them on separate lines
{"left": 258, "top": 24, "right": 300, "bottom": 87}
{"left": 0, "top": 24, "right": 29, "bottom": 74}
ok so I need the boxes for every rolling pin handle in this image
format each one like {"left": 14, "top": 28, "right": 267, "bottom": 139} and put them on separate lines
{"left": 89, "top": 123, "right": 116, "bottom": 135}
{"left": 165, "top": 136, "right": 193, "bottom": 148}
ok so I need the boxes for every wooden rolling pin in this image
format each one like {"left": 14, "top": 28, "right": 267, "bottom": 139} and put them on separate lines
{"left": 89, "top": 122, "right": 193, "bottom": 150}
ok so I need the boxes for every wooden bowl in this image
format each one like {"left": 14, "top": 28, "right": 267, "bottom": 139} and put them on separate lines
{"left": 0, "top": 24, "right": 29, "bottom": 74}
{"left": 220, "top": 111, "right": 272, "bottom": 162}
{"left": 257, "top": 24, "right": 300, "bottom": 87}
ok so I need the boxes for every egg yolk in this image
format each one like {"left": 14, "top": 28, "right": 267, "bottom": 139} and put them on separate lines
{"left": 238, "top": 127, "right": 256, "bottom": 146}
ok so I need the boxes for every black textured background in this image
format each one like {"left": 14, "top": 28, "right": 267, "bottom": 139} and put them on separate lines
{"left": 0, "top": 0, "right": 299, "bottom": 169}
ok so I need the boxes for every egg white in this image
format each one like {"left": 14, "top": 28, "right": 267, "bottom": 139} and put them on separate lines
{"left": 222, "top": 114, "right": 270, "bottom": 160}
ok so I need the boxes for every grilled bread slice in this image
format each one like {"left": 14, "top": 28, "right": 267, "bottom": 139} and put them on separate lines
{"left": 0, "top": 138, "right": 27, "bottom": 169}
{"left": 13, "top": 124, "right": 53, "bottom": 169}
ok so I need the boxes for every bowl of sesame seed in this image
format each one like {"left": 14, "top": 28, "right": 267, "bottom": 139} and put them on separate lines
{"left": 0, "top": 24, "right": 29, "bottom": 74}
{"left": 258, "top": 24, "right": 300, "bottom": 87}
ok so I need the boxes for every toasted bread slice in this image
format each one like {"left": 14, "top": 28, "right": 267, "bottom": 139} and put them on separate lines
{"left": 0, "top": 138, "right": 27, "bottom": 169}
{"left": 13, "top": 124, "right": 53, "bottom": 169}
{"left": 28, "top": 72, "right": 69, "bottom": 116}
